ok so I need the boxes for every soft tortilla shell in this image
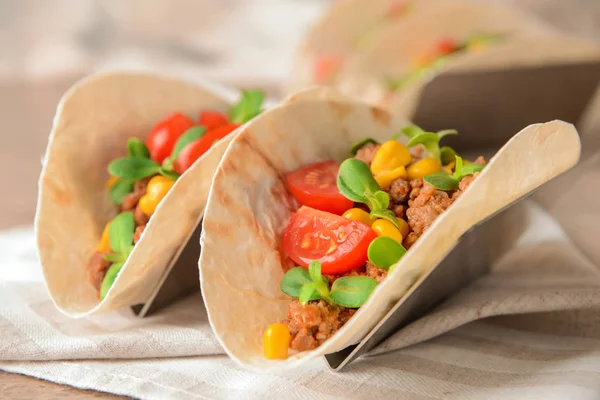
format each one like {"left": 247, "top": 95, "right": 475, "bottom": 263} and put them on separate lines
{"left": 288, "top": 0, "right": 442, "bottom": 92}
{"left": 199, "top": 96, "right": 580, "bottom": 369}
{"left": 334, "top": 3, "right": 600, "bottom": 116}
{"left": 36, "top": 72, "right": 234, "bottom": 317}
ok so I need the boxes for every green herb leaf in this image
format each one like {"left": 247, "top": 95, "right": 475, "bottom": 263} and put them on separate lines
{"left": 109, "top": 179, "right": 134, "bottom": 205}
{"left": 365, "top": 190, "right": 390, "bottom": 212}
{"left": 99, "top": 262, "right": 124, "bottom": 300}
{"left": 330, "top": 276, "right": 378, "bottom": 308}
{"left": 170, "top": 126, "right": 206, "bottom": 161}
{"left": 127, "top": 138, "right": 150, "bottom": 158}
{"left": 440, "top": 146, "right": 458, "bottom": 165}
{"left": 452, "top": 155, "right": 464, "bottom": 179}
{"left": 229, "top": 89, "right": 265, "bottom": 124}
{"left": 367, "top": 236, "right": 407, "bottom": 270}
{"left": 407, "top": 132, "right": 439, "bottom": 150}
{"left": 158, "top": 168, "right": 180, "bottom": 181}
{"left": 280, "top": 267, "right": 314, "bottom": 298}
{"left": 436, "top": 129, "right": 458, "bottom": 140}
{"left": 337, "top": 158, "right": 381, "bottom": 204}
{"left": 299, "top": 283, "right": 317, "bottom": 306}
{"left": 108, "top": 212, "right": 135, "bottom": 255}
{"left": 308, "top": 261, "right": 322, "bottom": 286}
{"left": 369, "top": 209, "right": 400, "bottom": 229}
{"left": 108, "top": 157, "right": 161, "bottom": 180}
{"left": 104, "top": 253, "right": 128, "bottom": 263}
{"left": 402, "top": 125, "right": 426, "bottom": 139}
{"left": 423, "top": 172, "right": 459, "bottom": 191}
{"left": 349, "top": 138, "right": 378, "bottom": 155}
{"left": 460, "top": 161, "right": 485, "bottom": 177}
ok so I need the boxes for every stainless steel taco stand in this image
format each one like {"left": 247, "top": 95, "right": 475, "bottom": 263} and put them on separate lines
{"left": 131, "top": 60, "right": 600, "bottom": 369}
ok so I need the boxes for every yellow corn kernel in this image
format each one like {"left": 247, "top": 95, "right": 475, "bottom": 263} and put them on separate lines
{"left": 412, "top": 53, "right": 433, "bottom": 69}
{"left": 96, "top": 221, "right": 112, "bottom": 252}
{"left": 407, "top": 157, "right": 442, "bottom": 180}
{"left": 342, "top": 208, "right": 374, "bottom": 227}
{"left": 138, "top": 175, "right": 175, "bottom": 216}
{"left": 263, "top": 323, "right": 291, "bottom": 360}
{"left": 374, "top": 166, "right": 407, "bottom": 190}
{"left": 106, "top": 176, "right": 119, "bottom": 189}
{"left": 467, "top": 40, "right": 488, "bottom": 54}
{"left": 371, "top": 140, "right": 412, "bottom": 175}
{"left": 444, "top": 160, "right": 456, "bottom": 174}
{"left": 396, "top": 218, "right": 410, "bottom": 238}
{"left": 371, "top": 219, "right": 403, "bottom": 244}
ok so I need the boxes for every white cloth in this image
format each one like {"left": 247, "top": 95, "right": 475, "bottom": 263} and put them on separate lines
{"left": 2, "top": 201, "right": 600, "bottom": 399}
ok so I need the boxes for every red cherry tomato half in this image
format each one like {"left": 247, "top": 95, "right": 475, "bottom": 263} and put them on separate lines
{"left": 284, "top": 160, "right": 354, "bottom": 215}
{"left": 199, "top": 111, "right": 229, "bottom": 131}
{"left": 146, "top": 113, "right": 195, "bottom": 164}
{"left": 283, "top": 207, "right": 377, "bottom": 275}
{"left": 313, "top": 54, "right": 342, "bottom": 84}
{"left": 172, "top": 123, "right": 240, "bottom": 174}
{"left": 435, "top": 38, "right": 457, "bottom": 55}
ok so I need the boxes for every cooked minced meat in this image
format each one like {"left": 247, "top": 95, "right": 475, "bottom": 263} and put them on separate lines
{"left": 283, "top": 300, "right": 356, "bottom": 352}
{"left": 354, "top": 142, "right": 381, "bottom": 165}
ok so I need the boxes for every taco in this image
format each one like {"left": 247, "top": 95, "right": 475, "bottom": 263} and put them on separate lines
{"left": 289, "top": 0, "right": 438, "bottom": 91}
{"left": 333, "top": 2, "right": 600, "bottom": 116}
{"left": 199, "top": 92, "right": 580, "bottom": 368}
{"left": 35, "top": 72, "right": 264, "bottom": 317}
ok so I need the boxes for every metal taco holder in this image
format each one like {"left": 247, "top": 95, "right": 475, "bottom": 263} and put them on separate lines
{"left": 131, "top": 60, "right": 600, "bottom": 369}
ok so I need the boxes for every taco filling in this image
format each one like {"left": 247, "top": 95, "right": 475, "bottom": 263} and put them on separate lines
{"left": 385, "top": 33, "right": 502, "bottom": 91}
{"left": 87, "top": 89, "right": 264, "bottom": 300}
{"left": 263, "top": 125, "right": 485, "bottom": 360}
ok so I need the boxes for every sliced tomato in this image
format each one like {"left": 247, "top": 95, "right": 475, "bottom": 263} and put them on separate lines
{"left": 172, "top": 123, "right": 240, "bottom": 174}
{"left": 435, "top": 38, "right": 458, "bottom": 55}
{"left": 283, "top": 207, "right": 377, "bottom": 275}
{"left": 199, "top": 111, "right": 229, "bottom": 131}
{"left": 146, "top": 113, "right": 195, "bottom": 164}
{"left": 205, "top": 123, "right": 240, "bottom": 141}
{"left": 313, "top": 54, "right": 342, "bottom": 84}
{"left": 284, "top": 160, "right": 353, "bottom": 215}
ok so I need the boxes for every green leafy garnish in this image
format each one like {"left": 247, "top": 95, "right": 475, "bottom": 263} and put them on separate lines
{"left": 100, "top": 212, "right": 136, "bottom": 299}
{"left": 109, "top": 179, "right": 135, "bottom": 205}
{"left": 440, "top": 146, "right": 458, "bottom": 165}
{"left": 337, "top": 158, "right": 389, "bottom": 212}
{"left": 349, "top": 138, "right": 378, "bottom": 156}
{"left": 280, "top": 267, "right": 317, "bottom": 299}
{"left": 161, "top": 126, "right": 206, "bottom": 170}
{"left": 229, "top": 89, "right": 265, "bottom": 124}
{"left": 108, "top": 211, "right": 135, "bottom": 254}
{"left": 108, "top": 157, "right": 161, "bottom": 180}
{"left": 280, "top": 261, "right": 378, "bottom": 308}
{"left": 369, "top": 209, "right": 400, "bottom": 230}
{"left": 367, "top": 236, "right": 407, "bottom": 270}
{"left": 127, "top": 138, "right": 150, "bottom": 158}
{"left": 100, "top": 262, "right": 124, "bottom": 300}
{"left": 423, "top": 155, "right": 485, "bottom": 190}
{"left": 329, "top": 276, "right": 378, "bottom": 308}
{"left": 405, "top": 126, "right": 457, "bottom": 160}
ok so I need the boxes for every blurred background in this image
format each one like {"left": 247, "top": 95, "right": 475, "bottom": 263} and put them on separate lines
{"left": 0, "top": 0, "right": 599, "bottom": 230}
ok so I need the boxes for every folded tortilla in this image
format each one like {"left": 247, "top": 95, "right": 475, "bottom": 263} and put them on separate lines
{"left": 333, "top": 2, "right": 600, "bottom": 117}
{"left": 199, "top": 89, "right": 581, "bottom": 369}
{"left": 288, "top": 0, "right": 442, "bottom": 92}
{"left": 35, "top": 72, "right": 238, "bottom": 317}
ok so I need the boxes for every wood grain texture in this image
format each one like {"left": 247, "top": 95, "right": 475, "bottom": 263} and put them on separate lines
{"left": 0, "top": 371, "right": 126, "bottom": 399}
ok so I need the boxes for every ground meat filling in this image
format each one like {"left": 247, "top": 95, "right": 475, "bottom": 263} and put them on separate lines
{"left": 282, "top": 150, "right": 486, "bottom": 351}
{"left": 87, "top": 251, "right": 111, "bottom": 291}
{"left": 354, "top": 142, "right": 381, "bottom": 165}
{"left": 87, "top": 175, "right": 153, "bottom": 292}
{"left": 283, "top": 300, "right": 357, "bottom": 352}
